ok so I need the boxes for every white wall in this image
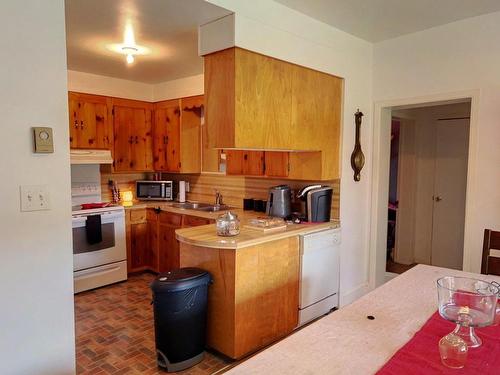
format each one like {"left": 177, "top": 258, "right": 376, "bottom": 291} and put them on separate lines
{"left": 68, "top": 70, "right": 204, "bottom": 102}
{"left": 153, "top": 74, "right": 204, "bottom": 101}
{"left": 374, "top": 11, "right": 500, "bottom": 273}
{"left": 0, "top": 1, "right": 75, "bottom": 374}
{"left": 68, "top": 70, "right": 153, "bottom": 101}
{"left": 207, "top": 0, "right": 374, "bottom": 305}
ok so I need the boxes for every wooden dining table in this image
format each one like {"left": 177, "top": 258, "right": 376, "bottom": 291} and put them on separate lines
{"left": 225, "top": 264, "right": 500, "bottom": 374}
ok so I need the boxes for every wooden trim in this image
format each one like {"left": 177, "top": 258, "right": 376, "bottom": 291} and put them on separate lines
{"left": 111, "top": 97, "right": 154, "bottom": 110}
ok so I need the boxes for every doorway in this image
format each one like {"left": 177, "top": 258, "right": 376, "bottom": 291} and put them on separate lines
{"left": 369, "top": 90, "right": 479, "bottom": 288}
{"left": 373, "top": 96, "right": 476, "bottom": 283}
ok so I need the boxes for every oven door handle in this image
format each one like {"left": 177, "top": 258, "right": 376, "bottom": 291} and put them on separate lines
{"left": 75, "top": 264, "right": 122, "bottom": 279}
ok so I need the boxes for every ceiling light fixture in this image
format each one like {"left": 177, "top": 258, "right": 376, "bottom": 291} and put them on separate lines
{"left": 107, "top": 21, "right": 150, "bottom": 65}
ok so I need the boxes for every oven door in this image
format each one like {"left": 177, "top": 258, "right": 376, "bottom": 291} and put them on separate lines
{"left": 72, "top": 210, "right": 126, "bottom": 272}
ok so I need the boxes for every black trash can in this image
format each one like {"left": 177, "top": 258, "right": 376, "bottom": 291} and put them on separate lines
{"left": 150, "top": 268, "right": 212, "bottom": 372}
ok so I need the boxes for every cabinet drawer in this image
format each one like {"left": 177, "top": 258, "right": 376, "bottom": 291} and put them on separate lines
{"left": 130, "top": 209, "right": 147, "bottom": 223}
{"left": 183, "top": 215, "right": 213, "bottom": 227}
{"left": 159, "top": 211, "right": 182, "bottom": 226}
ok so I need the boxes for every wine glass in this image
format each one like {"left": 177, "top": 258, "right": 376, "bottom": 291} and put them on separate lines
{"left": 437, "top": 276, "right": 499, "bottom": 348}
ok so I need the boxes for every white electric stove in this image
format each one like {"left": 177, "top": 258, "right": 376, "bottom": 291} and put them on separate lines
{"left": 72, "top": 204, "right": 127, "bottom": 293}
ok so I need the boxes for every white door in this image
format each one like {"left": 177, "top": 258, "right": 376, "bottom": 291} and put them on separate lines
{"left": 430, "top": 119, "right": 469, "bottom": 269}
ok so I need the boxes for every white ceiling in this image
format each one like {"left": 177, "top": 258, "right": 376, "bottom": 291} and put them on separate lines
{"left": 275, "top": 0, "right": 500, "bottom": 42}
{"left": 65, "top": 0, "right": 231, "bottom": 84}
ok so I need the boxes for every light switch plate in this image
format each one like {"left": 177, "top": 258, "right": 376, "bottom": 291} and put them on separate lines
{"left": 32, "top": 127, "right": 54, "bottom": 153}
{"left": 20, "top": 185, "right": 51, "bottom": 211}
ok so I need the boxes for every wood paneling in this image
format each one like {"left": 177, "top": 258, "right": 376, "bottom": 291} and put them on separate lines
{"left": 68, "top": 92, "right": 112, "bottom": 149}
{"left": 158, "top": 222, "right": 180, "bottom": 273}
{"left": 234, "top": 237, "right": 299, "bottom": 357}
{"left": 113, "top": 98, "right": 153, "bottom": 172}
{"left": 204, "top": 48, "right": 235, "bottom": 149}
{"left": 162, "top": 173, "right": 341, "bottom": 219}
{"left": 179, "top": 237, "right": 299, "bottom": 359}
{"left": 290, "top": 65, "right": 343, "bottom": 179}
{"left": 183, "top": 215, "right": 213, "bottom": 227}
{"left": 180, "top": 95, "right": 203, "bottom": 173}
{"left": 153, "top": 99, "right": 180, "bottom": 172}
{"left": 226, "top": 150, "right": 264, "bottom": 176}
{"left": 204, "top": 47, "right": 343, "bottom": 180}
{"left": 234, "top": 48, "right": 293, "bottom": 149}
{"left": 265, "top": 151, "right": 289, "bottom": 177}
{"left": 130, "top": 222, "right": 149, "bottom": 270}
{"left": 99, "top": 169, "right": 146, "bottom": 203}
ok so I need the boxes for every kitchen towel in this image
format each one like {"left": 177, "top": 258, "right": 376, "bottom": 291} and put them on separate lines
{"left": 86, "top": 214, "right": 103, "bottom": 244}
{"left": 377, "top": 310, "right": 500, "bottom": 375}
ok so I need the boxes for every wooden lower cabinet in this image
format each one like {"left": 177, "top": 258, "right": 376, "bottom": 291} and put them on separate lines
{"left": 126, "top": 208, "right": 214, "bottom": 274}
{"left": 126, "top": 208, "right": 150, "bottom": 273}
{"left": 130, "top": 222, "right": 149, "bottom": 270}
{"left": 179, "top": 236, "right": 300, "bottom": 359}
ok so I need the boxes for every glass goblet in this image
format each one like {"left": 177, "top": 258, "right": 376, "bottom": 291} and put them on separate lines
{"left": 437, "top": 276, "right": 499, "bottom": 348}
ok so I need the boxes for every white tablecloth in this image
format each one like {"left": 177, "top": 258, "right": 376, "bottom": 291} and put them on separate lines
{"left": 227, "top": 265, "right": 500, "bottom": 374}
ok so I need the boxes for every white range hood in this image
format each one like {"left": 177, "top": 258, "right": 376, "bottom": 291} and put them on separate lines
{"left": 70, "top": 149, "right": 113, "bottom": 165}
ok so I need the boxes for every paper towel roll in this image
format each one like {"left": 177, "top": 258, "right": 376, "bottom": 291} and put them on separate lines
{"left": 178, "top": 181, "right": 186, "bottom": 203}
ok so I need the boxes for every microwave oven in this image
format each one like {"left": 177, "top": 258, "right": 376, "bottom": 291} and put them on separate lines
{"left": 136, "top": 180, "right": 173, "bottom": 201}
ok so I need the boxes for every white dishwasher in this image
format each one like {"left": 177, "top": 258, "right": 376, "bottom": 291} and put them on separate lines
{"left": 298, "top": 227, "right": 341, "bottom": 327}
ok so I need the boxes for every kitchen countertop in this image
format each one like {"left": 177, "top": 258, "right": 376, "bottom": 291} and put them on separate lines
{"left": 123, "top": 200, "right": 340, "bottom": 249}
{"left": 175, "top": 220, "right": 340, "bottom": 249}
{"left": 122, "top": 201, "right": 256, "bottom": 220}
{"left": 226, "top": 265, "right": 500, "bottom": 374}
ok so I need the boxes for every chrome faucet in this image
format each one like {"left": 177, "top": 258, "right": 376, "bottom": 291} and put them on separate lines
{"left": 215, "top": 190, "right": 223, "bottom": 206}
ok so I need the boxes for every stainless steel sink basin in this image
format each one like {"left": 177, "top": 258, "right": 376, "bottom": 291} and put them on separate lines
{"left": 195, "top": 204, "right": 232, "bottom": 212}
{"left": 171, "top": 202, "right": 231, "bottom": 212}
{"left": 171, "top": 202, "right": 211, "bottom": 209}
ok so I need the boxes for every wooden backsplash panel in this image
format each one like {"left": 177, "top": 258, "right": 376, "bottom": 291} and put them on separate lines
{"left": 164, "top": 173, "right": 340, "bottom": 219}
{"left": 100, "top": 166, "right": 146, "bottom": 202}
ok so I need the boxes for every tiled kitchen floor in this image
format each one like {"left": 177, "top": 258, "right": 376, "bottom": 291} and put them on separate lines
{"left": 75, "top": 273, "right": 233, "bottom": 375}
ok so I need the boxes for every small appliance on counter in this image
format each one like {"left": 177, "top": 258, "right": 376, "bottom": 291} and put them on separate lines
{"left": 266, "top": 185, "right": 292, "bottom": 218}
{"left": 136, "top": 180, "right": 173, "bottom": 201}
{"left": 297, "top": 185, "right": 333, "bottom": 222}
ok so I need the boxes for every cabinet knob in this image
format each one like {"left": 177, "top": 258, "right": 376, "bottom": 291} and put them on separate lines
{"left": 80, "top": 120, "right": 84, "bottom": 130}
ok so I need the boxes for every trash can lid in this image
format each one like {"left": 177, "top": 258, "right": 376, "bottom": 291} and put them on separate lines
{"left": 157, "top": 267, "right": 208, "bottom": 282}
{"left": 151, "top": 267, "right": 211, "bottom": 293}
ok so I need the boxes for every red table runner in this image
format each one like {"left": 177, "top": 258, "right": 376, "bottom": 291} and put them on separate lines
{"left": 377, "top": 311, "right": 500, "bottom": 374}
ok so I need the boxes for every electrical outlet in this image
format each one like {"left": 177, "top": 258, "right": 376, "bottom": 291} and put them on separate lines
{"left": 20, "top": 185, "right": 51, "bottom": 211}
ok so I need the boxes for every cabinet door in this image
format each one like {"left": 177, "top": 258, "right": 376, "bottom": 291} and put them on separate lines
{"left": 130, "top": 222, "right": 149, "bottom": 270}
{"left": 68, "top": 94, "right": 81, "bottom": 149}
{"left": 265, "top": 152, "right": 289, "bottom": 177}
{"left": 226, "top": 150, "right": 264, "bottom": 176}
{"left": 154, "top": 100, "right": 181, "bottom": 172}
{"left": 148, "top": 217, "right": 159, "bottom": 272}
{"left": 113, "top": 100, "right": 153, "bottom": 172}
{"left": 183, "top": 215, "right": 213, "bottom": 227}
{"left": 158, "top": 223, "right": 180, "bottom": 272}
{"left": 113, "top": 106, "right": 134, "bottom": 171}
{"left": 68, "top": 92, "right": 111, "bottom": 149}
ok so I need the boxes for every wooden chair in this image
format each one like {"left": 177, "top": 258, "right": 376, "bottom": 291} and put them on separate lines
{"left": 481, "top": 229, "right": 500, "bottom": 275}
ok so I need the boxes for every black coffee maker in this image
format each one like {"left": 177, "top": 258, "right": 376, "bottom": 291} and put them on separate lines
{"left": 296, "top": 185, "right": 333, "bottom": 222}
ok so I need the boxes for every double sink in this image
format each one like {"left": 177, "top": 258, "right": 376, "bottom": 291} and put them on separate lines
{"left": 171, "top": 202, "right": 231, "bottom": 212}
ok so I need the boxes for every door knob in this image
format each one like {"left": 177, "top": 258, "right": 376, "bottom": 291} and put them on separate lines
{"left": 434, "top": 196, "right": 442, "bottom": 202}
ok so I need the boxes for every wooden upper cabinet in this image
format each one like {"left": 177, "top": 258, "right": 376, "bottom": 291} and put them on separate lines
{"left": 68, "top": 92, "right": 112, "bottom": 149}
{"left": 153, "top": 99, "right": 181, "bottom": 172}
{"left": 113, "top": 98, "right": 153, "bottom": 172}
{"left": 226, "top": 150, "right": 264, "bottom": 176}
{"left": 153, "top": 95, "right": 202, "bottom": 173}
{"left": 204, "top": 47, "right": 343, "bottom": 180}
{"left": 264, "top": 151, "right": 289, "bottom": 178}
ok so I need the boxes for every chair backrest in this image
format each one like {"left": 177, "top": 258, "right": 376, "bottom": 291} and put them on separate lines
{"left": 481, "top": 229, "right": 500, "bottom": 276}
